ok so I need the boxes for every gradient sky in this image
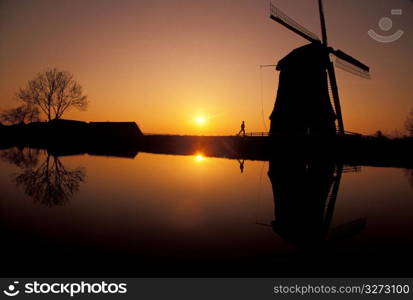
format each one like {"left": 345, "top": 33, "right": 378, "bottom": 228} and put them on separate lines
{"left": 0, "top": 0, "right": 412, "bottom": 135}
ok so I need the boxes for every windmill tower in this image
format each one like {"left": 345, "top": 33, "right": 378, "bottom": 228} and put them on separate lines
{"left": 269, "top": 0, "right": 370, "bottom": 136}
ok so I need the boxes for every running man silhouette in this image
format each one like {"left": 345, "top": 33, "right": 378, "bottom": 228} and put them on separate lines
{"left": 237, "top": 121, "right": 246, "bottom": 136}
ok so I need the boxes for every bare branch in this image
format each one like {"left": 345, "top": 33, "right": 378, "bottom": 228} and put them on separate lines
{"left": 16, "top": 68, "right": 88, "bottom": 121}
{"left": 0, "top": 104, "right": 40, "bottom": 125}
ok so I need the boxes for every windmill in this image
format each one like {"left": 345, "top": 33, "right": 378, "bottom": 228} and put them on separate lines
{"left": 268, "top": 0, "right": 370, "bottom": 136}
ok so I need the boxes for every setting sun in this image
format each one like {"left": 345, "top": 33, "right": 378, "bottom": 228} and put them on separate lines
{"left": 194, "top": 153, "right": 205, "bottom": 162}
{"left": 195, "top": 116, "right": 206, "bottom": 126}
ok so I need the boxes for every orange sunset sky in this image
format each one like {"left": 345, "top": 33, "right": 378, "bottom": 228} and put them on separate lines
{"left": 0, "top": 0, "right": 412, "bottom": 135}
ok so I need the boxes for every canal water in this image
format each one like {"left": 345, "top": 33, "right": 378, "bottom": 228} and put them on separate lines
{"left": 1, "top": 147, "right": 412, "bottom": 276}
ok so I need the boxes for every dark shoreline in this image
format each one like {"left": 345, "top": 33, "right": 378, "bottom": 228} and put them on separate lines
{"left": 1, "top": 120, "right": 412, "bottom": 168}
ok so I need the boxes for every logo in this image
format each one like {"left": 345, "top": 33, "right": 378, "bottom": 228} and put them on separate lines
{"left": 3, "top": 281, "right": 127, "bottom": 297}
{"left": 3, "top": 281, "right": 20, "bottom": 297}
{"left": 368, "top": 9, "right": 404, "bottom": 43}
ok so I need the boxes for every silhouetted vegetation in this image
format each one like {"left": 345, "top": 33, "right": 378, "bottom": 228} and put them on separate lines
{"left": 17, "top": 68, "right": 88, "bottom": 121}
{"left": 0, "top": 104, "right": 40, "bottom": 125}
{"left": 374, "top": 130, "right": 387, "bottom": 139}
{"left": 406, "top": 109, "right": 413, "bottom": 137}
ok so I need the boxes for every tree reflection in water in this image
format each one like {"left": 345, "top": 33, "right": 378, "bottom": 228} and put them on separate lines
{"left": 0, "top": 147, "right": 40, "bottom": 169}
{"left": 1, "top": 147, "right": 86, "bottom": 206}
{"left": 406, "top": 169, "right": 413, "bottom": 189}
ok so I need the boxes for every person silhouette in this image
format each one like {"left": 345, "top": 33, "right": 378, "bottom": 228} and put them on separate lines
{"left": 237, "top": 121, "right": 246, "bottom": 136}
{"left": 237, "top": 159, "right": 245, "bottom": 173}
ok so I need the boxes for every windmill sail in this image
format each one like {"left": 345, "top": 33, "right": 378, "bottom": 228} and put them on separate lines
{"left": 326, "top": 62, "right": 345, "bottom": 134}
{"left": 333, "top": 56, "right": 371, "bottom": 79}
{"left": 318, "top": 0, "right": 328, "bottom": 45}
{"left": 332, "top": 49, "right": 370, "bottom": 73}
{"left": 270, "top": 3, "right": 320, "bottom": 43}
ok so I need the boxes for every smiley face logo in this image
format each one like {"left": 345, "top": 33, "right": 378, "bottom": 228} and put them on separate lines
{"left": 3, "top": 281, "right": 20, "bottom": 297}
{"left": 368, "top": 9, "right": 404, "bottom": 43}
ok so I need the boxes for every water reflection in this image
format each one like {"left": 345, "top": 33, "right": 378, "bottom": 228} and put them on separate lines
{"left": 268, "top": 159, "right": 365, "bottom": 247}
{"left": 1, "top": 148, "right": 86, "bottom": 206}
{"left": 194, "top": 153, "right": 205, "bottom": 162}
{"left": 405, "top": 169, "right": 413, "bottom": 189}
{"left": 237, "top": 159, "right": 245, "bottom": 173}
{"left": 0, "top": 147, "right": 40, "bottom": 169}
{"left": 0, "top": 147, "right": 413, "bottom": 276}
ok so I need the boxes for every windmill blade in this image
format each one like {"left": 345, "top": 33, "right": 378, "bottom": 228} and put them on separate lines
{"left": 326, "top": 62, "right": 345, "bottom": 134}
{"left": 322, "top": 164, "right": 343, "bottom": 234}
{"left": 332, "top": 49, "right": 370, "bottom": 74}
{"left": 270, "top": 3, "right": 320, "bottom": 44}
{"left": 318, "top": 0, "right": 328, "bottom": 45}
{"left": 333, "top": 55, "right": 371, "bottom": 79}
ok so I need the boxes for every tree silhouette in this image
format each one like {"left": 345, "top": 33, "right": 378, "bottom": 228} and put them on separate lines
{"left": 406, "top": 109, "right": 413, "bottom": 136}
{"left": 3, "top": 150, "right": 87, "bottom": 206}
{"left": 17, "top": 68, "right": 88, "bottom": 121}
{"left": 0, "top": 104, "right": 40, "bottom": 125}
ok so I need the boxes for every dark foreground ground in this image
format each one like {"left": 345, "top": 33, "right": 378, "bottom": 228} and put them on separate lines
{"left": 1, "top": 227, "right": 413, "bottom": 277}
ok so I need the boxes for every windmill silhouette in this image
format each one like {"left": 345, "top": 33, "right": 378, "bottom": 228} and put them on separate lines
{"left": 269, "top": 0, "right": 370, "bottom": 136}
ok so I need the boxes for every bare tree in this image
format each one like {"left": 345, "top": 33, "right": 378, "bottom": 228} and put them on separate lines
{"left": 17, "top": 68, "right": 88, "bottom": 121}
{"left": 0, "top": 104, "right": 40, "bottom": 125}
{"left": 405, "top": 109, "right": 413, "bottom": 137}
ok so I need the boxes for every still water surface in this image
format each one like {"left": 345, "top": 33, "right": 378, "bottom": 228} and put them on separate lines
{"left": 1, "top": 148, "right": 412, "bottom": 276}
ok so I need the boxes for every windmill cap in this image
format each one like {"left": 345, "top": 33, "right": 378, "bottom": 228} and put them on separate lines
{"left": 277, "top": 43, "right": 327, "bottom": 71}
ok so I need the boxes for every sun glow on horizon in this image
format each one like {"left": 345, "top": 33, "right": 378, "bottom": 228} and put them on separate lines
{"left": 194, "top": 153, "right": 205, "bottom": 162}
{"left": 195, "top": 116, "right": 206, "bottom": 126}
